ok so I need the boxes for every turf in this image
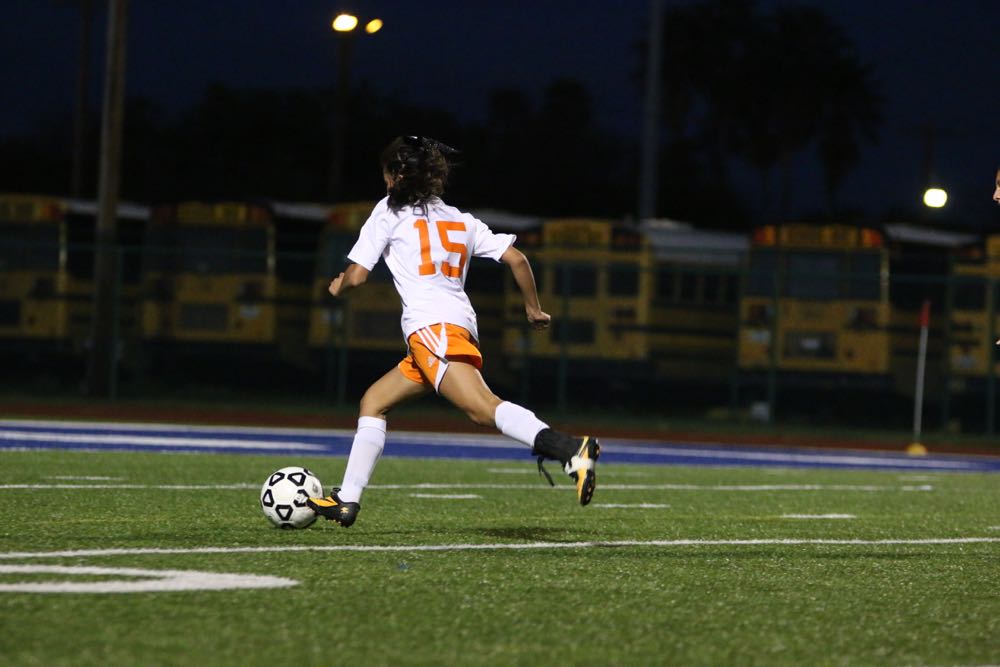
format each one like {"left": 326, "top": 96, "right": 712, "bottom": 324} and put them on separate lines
{"left": 1, "top": 449, "right": 998, "bottom": 666}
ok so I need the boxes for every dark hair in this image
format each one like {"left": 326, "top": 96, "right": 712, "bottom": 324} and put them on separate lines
{"left": 380, "top": 136, "right": 459, "bottom": 211}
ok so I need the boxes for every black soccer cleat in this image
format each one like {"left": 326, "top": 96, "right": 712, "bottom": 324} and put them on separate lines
{"left": 563, "top": 436, "right": 600, "bottom": 506}
{"left": 306, "top": 488, "right": 360, "bottom": 528}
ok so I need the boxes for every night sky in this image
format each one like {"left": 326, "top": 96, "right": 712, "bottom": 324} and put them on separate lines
{"left": 3, "top": 0, "right": 998, "bottom": 225}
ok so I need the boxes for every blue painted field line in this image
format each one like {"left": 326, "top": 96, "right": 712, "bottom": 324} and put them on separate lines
{"left": 1, "top": 419, "right": 998, "bottom": 472}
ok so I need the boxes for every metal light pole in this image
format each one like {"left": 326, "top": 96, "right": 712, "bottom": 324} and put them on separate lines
{"left": 328, "top": 13, "right": 382, "bottom": 202}
{"left": 86, "top": 0, "right": 129, "bottom": 397}
{"left": 638, "top": 0, "right": 662, "bottom": 220}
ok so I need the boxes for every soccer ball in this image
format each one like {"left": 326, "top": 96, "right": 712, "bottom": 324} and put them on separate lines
{"left": 260, "top": 466, "right": 324, "bottom": 529}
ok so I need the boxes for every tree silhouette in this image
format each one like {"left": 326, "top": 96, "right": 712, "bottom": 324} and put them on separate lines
{"left": 0, "top": 69, "right": 631, "bottom": 216}
{"left": 655, "top": 0, "right": 882, "bottom": 220}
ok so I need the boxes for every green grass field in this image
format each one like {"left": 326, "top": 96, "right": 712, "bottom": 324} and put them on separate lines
{"left": 1, "top": 449, "right": 998, "bottom": 666}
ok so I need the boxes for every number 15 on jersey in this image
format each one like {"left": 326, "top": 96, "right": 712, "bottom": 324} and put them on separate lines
{"left": 413, "top": 219, "right": 468, "bottom": 278}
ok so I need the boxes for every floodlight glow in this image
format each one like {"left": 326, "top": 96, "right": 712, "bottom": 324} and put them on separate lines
{"left": 332, "top": 13, "right": 358, "bottom": 32}
{"left": 923, "top": 188, "right": 948, "bottom": 208}
{"left": 365, "top": 18, "right": 383, "bottom": 34}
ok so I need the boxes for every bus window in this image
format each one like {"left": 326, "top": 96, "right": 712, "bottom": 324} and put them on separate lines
{"left": 274, "top": 230, "right": 319, "bottom": 287}
{"left": 174, "top": 227, "right": 269, "bottom": 274}
{"left": 723, "top": 274, "right": 739, "bottom": 304}
{"left": 747, "top": 248, "right": 777, "bottom": 296}
{"left": 531, "top": 260, "right": 545, "bottom": 292}
{"left": 655, "top": 267, "right": 675, "bottom": 302}
{"left": 552, "top": 318, "right": 595, "bottom": 344}
{"left": 552, "top": 265, "right": 596, "bottom": 297}
{"left": 0, "top": 224, "right": 60, "bottom": 270}
{"left": 703, "top": 273, "right": 720, "bottom": 303}
{"left": 608, "top": 263, "right": 639, "bottom": 296}
{"left": 847, "top": 253, "right": 881, "bottom": 300}
{"left": 679, "top": 271, "right": 698, "bottom": 302}
{"left": 464, "top": 257, "right": 504, "bottom": 296}
{"left": 785, "top": 252, "right": 841, "bottom": 300}
{"left": 952, "top": 278, "right": 986, "bottom": 311}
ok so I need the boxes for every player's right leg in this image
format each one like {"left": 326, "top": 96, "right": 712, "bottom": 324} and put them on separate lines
{"left": 308, "top": 366, "right": 430, "bottom": 527}
{"left": 437, "top": 361, "right": 600, "bottom": 506}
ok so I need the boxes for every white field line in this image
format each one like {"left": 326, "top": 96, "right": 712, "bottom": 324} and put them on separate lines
{"left": 0, "top": 430, "right": 326, "bottom": 451}
{"left": 0, "top": 482, "right": 934, "bottom": 492}
{"left": 987, "top": 526, "right": 1000, "bottom": 531}
{"left": 47, "top": 476, "right": 123, "bottom": 480}
{"left": 0, "top": 564, "right": 296, "bottom": 593}
{"left": 409, "top": 493, "right": 480, "bottom": 499}
{"left": 594, "top": 503, "right": 670, "bottom": 509}
{"left": 781, "top": 514, "right": 856, "bottom": 519}
{"left": 2, "top": 538, "right": 998, "bottom": 560}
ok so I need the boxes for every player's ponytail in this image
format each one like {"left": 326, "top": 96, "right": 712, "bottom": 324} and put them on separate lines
{"left": 380, "top": 136, "right": 459, "bottom": 212}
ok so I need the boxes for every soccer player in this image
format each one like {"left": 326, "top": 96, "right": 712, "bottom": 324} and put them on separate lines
{"left": 307, "top": 136, "right": 600, "bottom": 527}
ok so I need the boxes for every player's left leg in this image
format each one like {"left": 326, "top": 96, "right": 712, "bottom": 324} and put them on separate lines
{"left": 342, "top": 365, "right": 431, "bottom": 499}
{"left": 309, "top": 366, "right": 431, "bottom": 527}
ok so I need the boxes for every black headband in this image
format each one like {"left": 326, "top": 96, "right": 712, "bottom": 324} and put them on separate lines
{"left": 403, "top": 135, "right": 459, "bottom": 156}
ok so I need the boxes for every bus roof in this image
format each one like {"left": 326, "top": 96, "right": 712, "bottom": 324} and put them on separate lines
{"left": 471, "top": 209, "right": 544, "bottom": 232}
{"left": 271, "top": 201, "right": 332, "bottom": 221}
{"left": 882, "top": 223, "right": 978, "bottom": 248}
{"left": 66, "top": 199, "right": 149, "bottom": 221}
{"left": 640, "top": 218, "right": 748, "bottom": 265}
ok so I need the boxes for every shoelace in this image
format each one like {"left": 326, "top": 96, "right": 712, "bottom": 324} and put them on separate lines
{"left": 536, "top": 456, "right": 555, "bottom": 487}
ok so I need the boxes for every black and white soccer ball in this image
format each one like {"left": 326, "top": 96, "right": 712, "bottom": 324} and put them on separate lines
{"left": 260, "top": 466, "right": 324, "bottom": 529}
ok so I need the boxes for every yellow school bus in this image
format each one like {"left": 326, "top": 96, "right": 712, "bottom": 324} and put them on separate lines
{"left": 503, "top": 218, "right": 653, "bottom": 367}
{"left": 140, "top": 201, "right": 304, "bottom": 356}
{"left": 739, "top": 223, "right": 893, "bottom": 383}
{"left": 642, "top": 219, "right": 746, "bottom": 385}
{"left": 306, "top": 201, "right": 394, "bottom": 352}
{"left": 947, "top": 234, "right": 1000, "bottom": 388}
{"left": 738, "top": 221, "right": 970, "bottom": 399}
{"left": 0, "top": 193, "right": 146, "bottom": 354}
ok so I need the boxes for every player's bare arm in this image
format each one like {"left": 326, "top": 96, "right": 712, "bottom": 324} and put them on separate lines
{"left": 329, "top": 263, "right": 370, "bottom": 297}
{"left": 500, "top": 246, "right": 550, "bottom": 330}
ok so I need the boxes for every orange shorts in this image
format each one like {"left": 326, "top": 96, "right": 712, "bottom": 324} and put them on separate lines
{"left": 398, "top": 322, "right": 482, "bottom": 391}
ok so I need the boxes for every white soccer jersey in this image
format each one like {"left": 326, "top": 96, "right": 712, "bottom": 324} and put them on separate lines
{"left": 347, "top": 197, "right": 516, "bottom": 343}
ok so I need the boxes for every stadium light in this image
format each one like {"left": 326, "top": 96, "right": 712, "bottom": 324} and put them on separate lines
{"left": 923, "top": 187, "right": 948, "bottom": 208}
{"left": 365, "top": 18, "right": 383, "bottom": 34}
{"left": 332, "top": 13, "right": 358, "bottom": 32}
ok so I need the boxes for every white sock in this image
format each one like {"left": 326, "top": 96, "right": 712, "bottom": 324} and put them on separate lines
{"left": 338, "top": 416, "right": 387, "bottom": 503}
{"left": 494, "top": 401, "right": 548, "bottom": 447}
